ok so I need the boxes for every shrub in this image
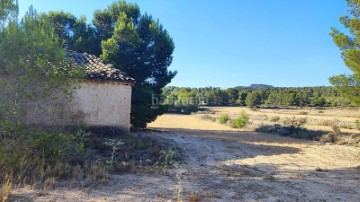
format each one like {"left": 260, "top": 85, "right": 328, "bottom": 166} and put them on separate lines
{"left": 349, "top": 133, "right": 360, "bottom": 146}
{"left": 320, "top": 133, "right": 339, "bottom": 143}
{"left": 350, "top": 133, "right": 360, "bottom": 139}
{"left": 331, "top": 122, "right": 341, "bottom": 136}
{"left": 270, "top": 116, "right": 280, "bottom": 122}
{"left": 201, "top": 114, "right": 216, "bottom": 122}
{"left": 255, "top": 124, "right": 326, "bottom": 140}
{"left": 319, "top": 122, "right": 342, "bottom": 143}
{"left": 0, "top": 126, "right": 91, "bottom": 186}
{"left": 283, "top": 117, "right": 307, "bottom": 128}
{"left": 298, "top": 111, "right": 308, "bottom": 115}
{"left": 219, "top": 114, "right": 229, "bottom": 124}
{"left": 231, "top": 111, "right": 249, "bottom": 129}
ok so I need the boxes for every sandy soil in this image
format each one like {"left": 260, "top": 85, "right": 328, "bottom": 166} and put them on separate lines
{"left": 11, "top": 113, "right": 360, "bottom": 202}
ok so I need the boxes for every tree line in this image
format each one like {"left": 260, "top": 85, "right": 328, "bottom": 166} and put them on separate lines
{"left": 161, "top": 86, "right": 354, "bottom": 111}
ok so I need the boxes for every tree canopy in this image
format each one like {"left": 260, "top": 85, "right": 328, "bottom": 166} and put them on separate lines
{"left": 330, "top": 0, "right": 360, "bottom": 106}
{"left": 46, "top": 0, "right": 176, "bottom": 128}
{"left": 0, "top": 3, "right": 85, "bottom": 128}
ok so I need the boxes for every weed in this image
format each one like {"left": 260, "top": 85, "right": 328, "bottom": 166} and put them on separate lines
{"left": 104, "top": 138, "right": 124, "bottom": 168}
{"left": 320, "top": 133, "right": 339, "bottom": 143}
{"left": 154, "top": 148, "right": 180, "bottom": 174}
{"left": 299, "top": 111, "right": 308, "bottom": 115}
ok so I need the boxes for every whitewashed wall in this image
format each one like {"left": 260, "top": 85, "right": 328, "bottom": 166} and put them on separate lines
{"left": 71, "top": 81, "right": 132, "bottom": 133}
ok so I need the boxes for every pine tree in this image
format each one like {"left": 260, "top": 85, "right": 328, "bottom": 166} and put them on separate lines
{"left": 330, "top": 0, "right": 360, "bottom": 106}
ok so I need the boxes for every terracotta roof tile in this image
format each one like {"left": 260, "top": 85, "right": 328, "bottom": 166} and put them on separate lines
{"left": 65, "top": 51, "right": 135, "bottom": 84}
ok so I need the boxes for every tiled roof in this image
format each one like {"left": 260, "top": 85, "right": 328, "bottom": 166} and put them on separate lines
{"left": 65, "top": 51, "right": 135, "bottom": 84}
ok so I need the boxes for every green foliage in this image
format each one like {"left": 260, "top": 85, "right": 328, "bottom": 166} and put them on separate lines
{"left": 245, "top": 91, "right": 262, "bottom": 107}
{"left": 45, "top": 11, "right": 101, "bottom": 55}
{"left": 97, "top": 1, "right": 176, "bottom": 128}
{"left": 230, "top": 111, "right": 249, "bottom": 129}
{"left": 330, "top": 0, "right": 360, "bottom": 106}
{"left": 0, "top": 7, "right": 85, "bottom": 127}
{"left": 162, "top": 86, "right": 351, "bottom": 108}
{"left": 47, "top": 1, "right": 176, "bottom": 128}
{"left": 0, "top": 126, "right": 89, "bottom": 185}
{"left": 0, "top": 4, "right": 87, "bottom": 187}
{"left": 219, "top": 114, "right": 229, "bottom": 124}
{"left": 0, "top": 0, "right": 18, "bottom": 30}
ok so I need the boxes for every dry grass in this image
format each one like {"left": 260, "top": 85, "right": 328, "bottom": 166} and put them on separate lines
{"left": 1, "top": 177, "right": 12, "bottom": 202}
{"left": 9, "top": 112, "right": 360, "bottom": 201}
{"left": 205, "top": 106, "right": 360, "bottom": 135}
{"left": 148, "top": 114, "right": 239, "bottom": 131}
{"left": 150, "top": 113, "right": 360, "bottom": 168}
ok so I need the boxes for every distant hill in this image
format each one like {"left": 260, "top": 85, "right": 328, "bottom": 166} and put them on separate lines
{"left": 235, "top": 84, "right": 275, "bottom": 90}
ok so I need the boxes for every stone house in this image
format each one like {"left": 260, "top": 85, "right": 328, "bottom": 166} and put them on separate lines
{"left": 66, "top": 51, "right": 136, "bottom": 134}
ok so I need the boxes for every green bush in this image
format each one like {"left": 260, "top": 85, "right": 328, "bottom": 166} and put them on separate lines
{"left": 219, "top": 114, "right": 229, "bottom": 124}
{"left": 231, "top": 111, "right": 250, "bottom": 129}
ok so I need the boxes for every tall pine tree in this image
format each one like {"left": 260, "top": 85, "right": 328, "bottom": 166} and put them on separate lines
{"left": 330, "top": 0, "right": 360, "bottom": 106}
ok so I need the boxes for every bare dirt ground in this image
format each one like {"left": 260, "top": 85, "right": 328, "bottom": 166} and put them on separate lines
{"left": 11, "top": 112, "right": 360, "bottom": 202}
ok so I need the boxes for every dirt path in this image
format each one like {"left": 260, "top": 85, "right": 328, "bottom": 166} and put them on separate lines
{"left": 12, "top": 114, "right": 360, "bottom": 201}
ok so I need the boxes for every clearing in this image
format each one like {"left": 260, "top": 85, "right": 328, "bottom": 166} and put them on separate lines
{"left": 12, "top": 108, "right": 360, "bottom": 202}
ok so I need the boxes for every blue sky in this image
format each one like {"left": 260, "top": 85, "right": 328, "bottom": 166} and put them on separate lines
{"left": 19, "top": 0, "right": 350, "bottom": 88}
